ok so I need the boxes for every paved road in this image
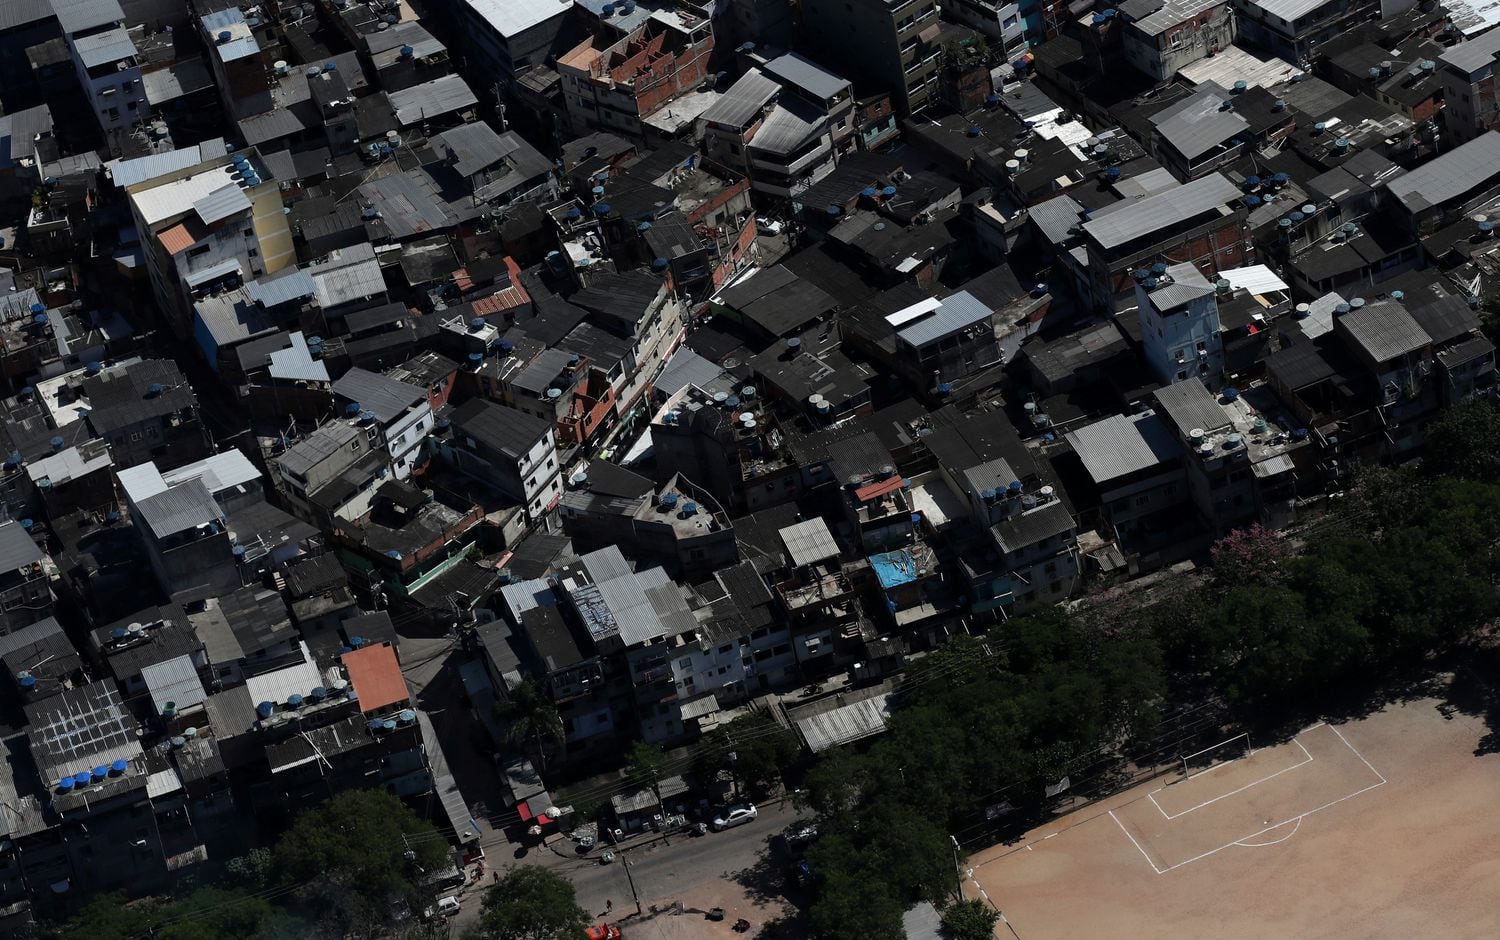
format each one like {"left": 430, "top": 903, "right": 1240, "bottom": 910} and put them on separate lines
{"left": 445, "top": 799, "right": 807, "bottom": 934}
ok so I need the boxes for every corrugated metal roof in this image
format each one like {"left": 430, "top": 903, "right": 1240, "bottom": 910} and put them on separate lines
{"left": 334, "top": 368, "right": 424, "bottom": 422}
{"left": 1129, "top": 0, "right": 1224, "bottom": 35}
{"left": 1066, "top": 412, "right": 1183, "bottom": 483}
{"left": 0, "top": 0, "right": 52, "bottom": 32}
{"left": 161, "top": 449, "right": 262, "bottom": 497}
{"left": 141, "top": 654, "right": 206, "bottom": 715}
{"left": 780, "top": 517, "right": 839, "bottom": 567}
{"left": 1337, "top": 301, "right": 1432, "bottom": 364}
{"left": 1154, "top": 377, "right": 1231, "bottom": 436}
{"left": 74, "top": 27, "right": 136, "bottom": 69}
{"left": 142, "top": 56, "right": 213, "bottom": 105}
{"left": 763, "top": 52, "right": 848, "bottom": 101}
{"left": 106, "top": 138, "right": 224, "bottom": 189}
{"left": 896, "top": 291, "right": 992, "bottom": 348}
{"left": 580, "top": 545, "right": 633, "bottom": 583}
{"left": 192, "top": 184, "right": 252, "bottom": 225}
{"left": 51, "top": 0, "right": 124, "bottom": 34}
{"left": 218, "top": 36, "right": 259, "bottom": 62}
{"left": 359, "top": 171, "right": 455, "bottom": 238}
{"left": 463, "top": 0, "right": 569, "bottom": 38}
{"left": 0, "top": 616, "right": 64, "bottom": 661}
{"left": 1028, "top": 194, "right": 1086, "bottom": 246}
{"left": 246, "top": 267, "right": 316, "bottom": 307}
{"left": 132, "top": 164, "right": 241, "bottom": 226}
{"left": 0, "top": 104, "right": 54, "bottom": 167}
{"left": 1242, "top": 0, "right": 1327, "bottom": 22}
{"left": 795, "top": 693, "right": 892, "bottom": 752}
{"left": 184, "top": 256, "right": 242, "bottom": 288}
{"left": 313, "top": 256, "right": 385, "bottom": 308}
{"left": 1442, "top": 15, "right": 1500, "bottom": 70}
{"left": 993, "top": 501, "right": 1074, "bottom": 554}
{"left": 1386, "top": 131, "right": 1500, "bottom": 214}
{"left": 389, "top": 75, "right": 478, "bottom": 126}
{"left": 134, "top": 479, "right": 220, "bottom": 539}
{"left": 436, "top": 121, "right": 506, "bottom": 178}
{"left": 268, "top": 332, "right": 330, "bottom": 382}
{"left": 26, "top": 442, "right": 111, "bottom": 486}
{"left": 243, "top": 648, "right": 322, "bottom": 708}
{"left": 750, "top": 98, "right": 825, "bottom": 156}
{"left": 1153, "top": 91, "right": 1250, "bottom": 160}
{"left": 1140, "top": 262, "right": 1214, "bottom": 310}
{"left": 701, "top": 69, "right": 780, "bottom": 128}
{"left": 1218, "top": 264, "right": 1288, "bottom": 295}
{"left": 1084, "top": 173, "right": 1239, "bottom": 249}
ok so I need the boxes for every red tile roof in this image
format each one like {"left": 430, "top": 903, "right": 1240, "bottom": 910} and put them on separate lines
{"left": 854, "top": 475, "right": 904, "bottom": 502}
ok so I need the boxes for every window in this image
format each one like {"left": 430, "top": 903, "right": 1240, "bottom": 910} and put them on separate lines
{"left": 678, "top": 657, "right": 693, "bottom": 669}
{"left": 1176, "top": 370, "right": 1188, "bottom": 381}
{"left": 130, "top": 431, "right": 142, "bottom": 442}
{"left": 1135, "top": 494, "right": 1150, "bottom": 507}
{"left": 718, "top": 644, "right": 733, "bottom": 653}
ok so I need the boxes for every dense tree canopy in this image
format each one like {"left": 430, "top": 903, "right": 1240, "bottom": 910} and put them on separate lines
{"left": 274, "top": 788, "right": 451, "bottom": 933}
{"left": 469, "top": 865, "right": 592, "bottom": 940}
{"left": 693, "top": 713, "right": 800, "bottom": 796}
{"left": 800, "top": 401, "right": 1500, "bottom": 937}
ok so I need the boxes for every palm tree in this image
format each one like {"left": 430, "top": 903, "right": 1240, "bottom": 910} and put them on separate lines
{"left": 495, "top": 679, "right": 564, "bottom": 770}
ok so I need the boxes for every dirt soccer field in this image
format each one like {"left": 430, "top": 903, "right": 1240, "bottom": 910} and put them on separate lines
{"left": 968, "top": 691, "right": 1500, "bottom": 940}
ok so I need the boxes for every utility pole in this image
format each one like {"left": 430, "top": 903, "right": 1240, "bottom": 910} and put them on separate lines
{"left": 950, "top": 834, "right": 965, "bottom": 901}
{"left": 622, "top": 853, "right": 643, "bottom": 916}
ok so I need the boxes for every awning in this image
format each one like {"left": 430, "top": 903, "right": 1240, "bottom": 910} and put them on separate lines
{"left": 184, "top": 257, "right": 242, "bottom": 287}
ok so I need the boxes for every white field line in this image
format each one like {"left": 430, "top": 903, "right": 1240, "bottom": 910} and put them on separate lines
{"left": 1149, "top": 738, "right": 1315, "bottom": 821}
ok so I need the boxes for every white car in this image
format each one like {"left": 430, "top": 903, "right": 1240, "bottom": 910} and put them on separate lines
{"left": 436, "top": 896, "right": 461, "bottom": 917}
{"left": 712, "top": 804, "right": 758, "bottom": 831}
{"left": 756, "top": 217, "right": 783, "bottom": 236}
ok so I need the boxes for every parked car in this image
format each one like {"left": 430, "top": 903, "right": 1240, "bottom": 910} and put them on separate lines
{"left": 586, "top": 926, "right": 623, "bottom": 940}
{"left": 436, "top": 896, "right": 461, "bottom": 917}
{"left": 711, "top": 803, "right": 758, "bottom": 831}
{"left": 756, "top": 217, "right": 783, "bottom": 236}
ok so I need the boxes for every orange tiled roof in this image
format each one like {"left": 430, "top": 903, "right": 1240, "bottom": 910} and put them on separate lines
{"left": 340, "top": 642, "right": 408, "bottom": 713}
{"left": 158, "top": 223, "right": 198, "bottom": 255}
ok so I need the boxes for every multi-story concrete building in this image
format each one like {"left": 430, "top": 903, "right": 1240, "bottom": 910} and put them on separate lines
{"left": 276, "top": 421, "right": 381, "bottom": 526}
{"left": 55, "top": 0, "right": 147, "bottom": 138}
{"left": 798, "top": 0, "right": 942, "bottom": 116}
{"left": 558, "top": 11, "right": 713, "bottom": 143}
{"left": 1439, "top": 29, "right": 1500, "bottom": 145}
{"left": 1081, "top": 172, "right": 1248, "bottom": 312}
{"left": 1119, "top": 0, "right": 1237, "bottom": 82}
{"left": 113, "top": 141, "right": 296, "bottom": 335}
{"left": 1232, "top": 0, "right": 1379, "bottom": 65}
{"left": 1136, "top": 263, "right": 1225, "bottom": 388}
{"left": 0, "top": 521, "right": 51, "bottom": 635}
{"left": 444, "top": 398, "right": 561, "bottom": 521}
{"left": 456, "top": 0, "right": 572, "bottom": 81}
{"left": 331, "top": 369, "right": 435, "bottom": 482}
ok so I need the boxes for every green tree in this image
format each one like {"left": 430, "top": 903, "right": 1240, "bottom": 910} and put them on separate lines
{"left": 1421, "top": 398, "right": 1500, "bottom": 482}
{"left": 470, "top": 865, "right": 592, "bottom": 940}
{"left": 693, "top": 713, "right": 799, "bottom": 796}
{"left": 941, "top": 899, "right": 1001, "bottom": 940}
{"left": 224, "top": 846, "right": 276, "bottom": 890}
{"left": 49, "top": 893, "right": 160, "bottom": 940}
{"left": 46, "top": 887, "right": 282, "bottom": 940}
{"left": 496, "top": 678, "right": 565, "bottom": 770}
{"left": 624, "top": 740, "right": 667, "bottom": 803}
{"left": 274, "top": 789, "right": 449, "bottom": 934}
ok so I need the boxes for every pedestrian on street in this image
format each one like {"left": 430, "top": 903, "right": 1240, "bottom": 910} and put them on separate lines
{"left": 606, "top": 899, "right": 613, "bottom": 913}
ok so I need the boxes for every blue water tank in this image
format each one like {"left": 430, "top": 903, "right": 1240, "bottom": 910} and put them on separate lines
{"left": 257, "top": 701, "right": 275, "bottom": 719}
{"left": 499, "top": 340, "right": 514, "bottom": 353}
{"left": 350, "top": 635, "right": 365, "bottom": 648}
{"left": 565, "top": 207, "right": 582, "bottom": 220}
{"left": 73, "top": 772, "right": 91, "bottom": 787}
{"left": 92, "top": 765, "right": 108, "bottom": 781}
{"left": 287, "top": 694, "right": 304, "bottom": 708}
{"left": 19, "top": 671, "right": 36, "bottom": 689}
{"left": 58, "top": 776, "right": 74, "bottom": 792}
{"left": 862, "top": 186, "right": 877, "bottom": 198}
{"left": 20, "top": 518, "right": 33, "bottom": 532}
{"left": 386, "top": 549, "right": 402, "bottom": 560}
{"left": 110, "top": 759, "right": 128, "bottom": 774}
{"left": 1222, "top": 387, "right": 1240, "bottom": 401}
{"left": 310, "top": 686, "right": 327, "bottom": 701}
{"left": 682, "top": 501, "right": 697, "bottom": 516}
{"left": 882, "top": 186, "right": 897, "bottom": 198}
{"left": 594, "top": 202, "right": 612, "bottom": 216}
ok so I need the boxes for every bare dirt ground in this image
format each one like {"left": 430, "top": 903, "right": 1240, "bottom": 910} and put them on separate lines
{"left": 968, "top": 686, "right": 1500, "bottom": 940}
